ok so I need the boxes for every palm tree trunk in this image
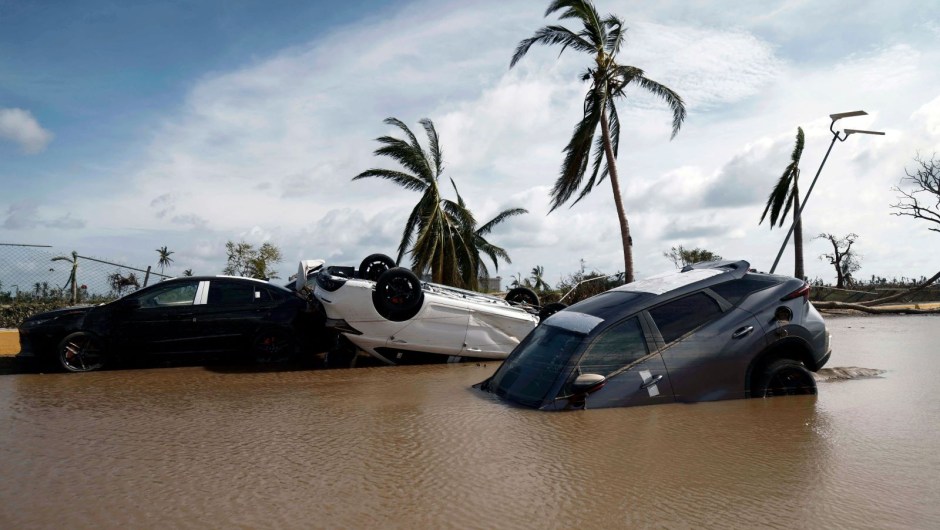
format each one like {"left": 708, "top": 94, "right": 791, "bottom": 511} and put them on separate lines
{"left": 599, "top": 105, "right": 634, "bottom": 283}
{"left": 793, "top": 180, "right": 804, "bottom": 280}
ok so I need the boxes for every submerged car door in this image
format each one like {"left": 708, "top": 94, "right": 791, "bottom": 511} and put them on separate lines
{"left": 649, "top": 291, "right": 767, "bottom": 402}
{"left": 461, "top": 306, "right": 536, "bottom": 358}
{"left": 386, "top": 298, "right": 470, "bottom": 355}
{"left": 565, "top": 316, "right": 675, "bottom": 410}
{"left": 111, "top": 280, "right": 204, "bottom": 354}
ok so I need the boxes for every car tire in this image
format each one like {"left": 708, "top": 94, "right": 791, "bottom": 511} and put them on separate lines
{"left": 752, "top": 358, "right": 817, "bottom": 398}
{"left": 373, "top": 267, "right": 424, "bottom": 322}
{"left": 538, "top": 302, "right": 567, "bottom": 321}
{"left": 506, "top": 287, "right": 539, "bottom": 307}
{"left": 325, "top": 336, "right": 358, "bottom": 368}
{"left": 57, "top": 331, "right": 107, "bottom": 373}
{"left": 252, "top": 328, "right": 295, "bottom": 363}
{"left": 359, "top": 253, "right": 397, "bottom": 282}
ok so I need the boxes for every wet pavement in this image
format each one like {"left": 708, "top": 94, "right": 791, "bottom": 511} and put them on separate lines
{"left": 1, "top": 315, "right": 939, "bottom": 528}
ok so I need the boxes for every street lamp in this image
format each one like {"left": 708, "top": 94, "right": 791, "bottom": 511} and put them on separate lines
{"left": 768, "top": 111, "right": 885, "bottom": 274}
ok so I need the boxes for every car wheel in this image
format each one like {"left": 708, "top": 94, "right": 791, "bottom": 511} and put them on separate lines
{"left": 506, "top": 287, "right": 539, "bottom": 307}
{"left": 538, "top": 302, "right": 567, "bottom": 321}
{"left": 57, "top": 332, "right": 106, "bottom": 373}
{"left": 752, "top": 358, "right": 817, "bottom": 398}
{"left": 372, "top": 267, "right": 424, "bottom": 322}
{"left": 253, "top": 328, "right": 295, "bottom": 363}
{"left": 359, "top": 253, "right": 396, "bottom": 282}
{"left": 325, "top": 336, "right": 358, "bottom": 368}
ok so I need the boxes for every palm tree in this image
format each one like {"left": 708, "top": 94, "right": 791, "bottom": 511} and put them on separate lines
{"left": 760, "top": 127, "right": 805, "bottom": 279}
{"left": 355, "top": 118, "right": 525, "bottom": 289}
{"left": 449, "top": 180, "right": 528, "bottom": 290}
{"left": 530, "top": 265, "right": 549, "bottom": 291}
{"left": 510, "top": 0, "right": 686, "bottom": 282}
{"left": 156, "top": 246, "right": 174, "bottom": 276}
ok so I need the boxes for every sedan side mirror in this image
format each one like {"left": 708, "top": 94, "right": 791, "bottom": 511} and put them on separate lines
{"left": 571, "top": 373, "right": 607, "bottom": 395}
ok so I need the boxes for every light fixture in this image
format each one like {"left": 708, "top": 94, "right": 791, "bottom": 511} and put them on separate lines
{"left": 769, "top": 110, "right": 884, "bottom": 274}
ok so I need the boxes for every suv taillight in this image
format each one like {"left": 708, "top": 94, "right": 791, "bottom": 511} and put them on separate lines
{"left": 781, "top": 282, "right": 810, "bottom": 301}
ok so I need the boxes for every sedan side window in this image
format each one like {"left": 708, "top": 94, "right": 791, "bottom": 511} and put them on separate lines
{"left": 577, "top": 316, "right": 648, "bottom": 376}
{"left": 648, "top": 292, "right": 722, "bottom": 343}
{"left": 140, "top": 282, "right": 199, "bottom": 308}
{"left": 207, "top": 281, "right": 256, "bottom": 306}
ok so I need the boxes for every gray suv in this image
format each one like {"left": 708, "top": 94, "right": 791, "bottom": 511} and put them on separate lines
{"left": 477, "top": 260, "right": 830, "bottom": 410}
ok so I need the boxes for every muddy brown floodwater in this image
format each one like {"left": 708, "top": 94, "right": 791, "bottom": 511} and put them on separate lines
{"left": 2, "top": 315, "right": 940, "bottom": 529}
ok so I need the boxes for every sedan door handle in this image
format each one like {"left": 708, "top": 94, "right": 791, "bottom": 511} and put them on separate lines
{"left": 732, "top": 326, "right": 754, "bottom": 339}
{"left": 640, "top": 374, "right": 663, "bottom": 390}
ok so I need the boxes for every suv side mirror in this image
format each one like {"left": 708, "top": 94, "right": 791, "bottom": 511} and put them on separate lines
{"left": 571, "top": 373, "right": 607, "bottom": 395}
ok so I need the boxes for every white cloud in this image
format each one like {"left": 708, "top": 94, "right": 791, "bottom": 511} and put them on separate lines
{"left": 5, "top": 0, "right": 940, "bottom": 286}
{"left": 0, "top": 108, "right": 53, "bottom": 154}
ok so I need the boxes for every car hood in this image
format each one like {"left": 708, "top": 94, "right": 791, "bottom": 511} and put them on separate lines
{"left": 22, "top": 305, "right": 94, "bottom": 324}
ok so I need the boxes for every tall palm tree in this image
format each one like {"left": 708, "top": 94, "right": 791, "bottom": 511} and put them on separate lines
{"left": 760, "top": 127, "right": 805, "bottom": 279}
{"left": 355, "top": 118, "right": 525, "bottom": 289}
{"left": 449, "top": 180, "right": 528, "bottom": 290}
{"left": 156, "top": 246, "right": 174, "bottom": 276}
{"left": 510, "top": 0, "right": 686, "bottom": 283}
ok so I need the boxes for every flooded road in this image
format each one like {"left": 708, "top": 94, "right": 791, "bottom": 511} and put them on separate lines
{"left": 2, "top": 315, "right": 939, "bottom": 528}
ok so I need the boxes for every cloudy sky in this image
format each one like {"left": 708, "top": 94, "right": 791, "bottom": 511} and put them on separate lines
{"left": 2, "top": 0, "right": 939, "bottom": 288}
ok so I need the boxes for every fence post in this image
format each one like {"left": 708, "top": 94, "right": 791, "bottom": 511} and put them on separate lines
{"left": 143, "top": 266, "right": 151, "bottom": 287}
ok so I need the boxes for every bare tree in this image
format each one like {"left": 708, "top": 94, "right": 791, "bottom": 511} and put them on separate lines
{"left": 892, "top": 154, "right": 940, "bottom": 234}
{"left": 817, "top": 233, "right": 860, "bottom": 289}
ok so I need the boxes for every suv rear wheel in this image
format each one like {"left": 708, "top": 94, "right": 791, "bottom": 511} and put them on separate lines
{"left": 752, "top": 358, "right": 817, "bottom": 397}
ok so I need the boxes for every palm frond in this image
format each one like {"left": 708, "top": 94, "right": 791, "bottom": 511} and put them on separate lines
{"left": 551, "top": 89, "right": 602, "bottom": 211}
{"left": 545, "top": 0, "right": 604, "bottom": 48}
{"left": 602, "top": 14, "right": 625, "bottom": 56}
{"left": 628, "top": 73, "right": 687, "bottom": 139}
{"left": 477, "top": 208, "right": 528, "bottom": 235}
{"left": 420, "top": 118, "right": 443, "bottom": 177}
{"left": 352, "top": 169, "right": 428, "bottom": 192}
{"left": 511, "top": 25, "right": 595, "bottom": 67}
{"left": 372, "top": 137, "right": 433, "bottom": 182}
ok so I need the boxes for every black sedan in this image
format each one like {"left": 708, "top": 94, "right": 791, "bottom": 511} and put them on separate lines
{"left": 17, "top": 276, "right": 314, "bottom": 372}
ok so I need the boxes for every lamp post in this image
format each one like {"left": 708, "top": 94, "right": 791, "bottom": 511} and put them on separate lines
{"left": 769, "top": 111, "right": 885, "bottom": 275}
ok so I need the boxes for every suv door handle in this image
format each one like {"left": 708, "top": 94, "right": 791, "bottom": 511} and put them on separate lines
{"left": 732, "top": 326, "right": 754, "bottom": 339}
{"left": 640, "top": 374, "right": 663, "bottom": 389}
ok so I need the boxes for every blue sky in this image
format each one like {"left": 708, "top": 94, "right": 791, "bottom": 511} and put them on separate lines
{"left": 2, "top": 0, "right": 939, "bottom": 287}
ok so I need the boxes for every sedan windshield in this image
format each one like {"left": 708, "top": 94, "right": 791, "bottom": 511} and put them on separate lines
{"left": 487, "top": 324, "right": 585, "bottom": 407}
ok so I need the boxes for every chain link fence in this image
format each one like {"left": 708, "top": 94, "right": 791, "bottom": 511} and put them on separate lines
{"left": 1, "top": 243, "right": 171, "bottom": 325}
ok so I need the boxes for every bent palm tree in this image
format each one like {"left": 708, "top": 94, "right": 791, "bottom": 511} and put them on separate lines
{"left": 156, "top": 246, "right": 174, "bottom": 276}
{"left": 449, "top": 180, "right": 527, "bottom": 290}
{"left": 511, "top": 0, "right": 686, "bottom": 282}
{"left": 354, "top": 118, "right": 471, "bottom": 286}
{"left": 760, "top": 127, "right": 805, "bottom": 279}
{"left": 355, "top": 118, "right": 526, "bottom": 289}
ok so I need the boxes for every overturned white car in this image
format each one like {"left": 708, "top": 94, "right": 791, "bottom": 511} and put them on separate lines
{"left": 299, "top": 254, "right": 560, "bottom": 366}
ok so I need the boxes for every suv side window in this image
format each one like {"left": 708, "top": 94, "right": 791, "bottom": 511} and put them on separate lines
{"left": 576, "top": 316, "right": 648, "bottom": 376}
{"left": 648, "top": 292, "right": 722, "bottom": 343}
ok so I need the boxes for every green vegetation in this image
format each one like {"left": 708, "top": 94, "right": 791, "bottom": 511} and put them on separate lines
{"left": 223, "top": 241, "right": 283, "bottom": 280}
{"left": 156, "top": 246, "right": 174, "bottom": 276}
{"left": 663, "top": 246, "right": 723, "bottom": 269}
{"left": 510, "top": 0, "right": 686, "bottom": 283}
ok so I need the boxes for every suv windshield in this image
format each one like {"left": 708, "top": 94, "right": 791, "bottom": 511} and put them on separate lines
{"left": 487, "top": 324, "right": 585, "bottom": 407}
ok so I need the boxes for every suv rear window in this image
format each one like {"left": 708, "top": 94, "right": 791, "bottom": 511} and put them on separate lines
{"left": 648, "top": 292, "right": 722, "bottom": 343}
{"left": 709, "top": 274, "right": 779, "bottom": 305}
